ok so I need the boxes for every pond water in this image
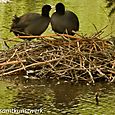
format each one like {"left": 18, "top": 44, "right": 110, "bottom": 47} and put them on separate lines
{"left": 0, "top": 78, "right": 115, "bottom": 115}
{"left": 0, "top": 0, "right": 115, "bottom": 115}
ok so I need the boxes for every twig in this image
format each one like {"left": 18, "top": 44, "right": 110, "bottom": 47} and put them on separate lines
{"left": 16, "top": 53, "right": 26, "bottom": 71}
{"left": 91, "top": 25, "right": 108, "bottom": 38}
{"left": 0, "top": 60, "right": 26, "bottom": 67}
{"left": 7, "top": 49, "right": 18, "bottom": 62}
{"left": 83, "top": 66, "right": 95, "bottom": 84}
{"left": 17, "top": 34, "right": 81, "bottom": 40}
{"left": 0, "top": 58, "right": 60, "bottom": 76}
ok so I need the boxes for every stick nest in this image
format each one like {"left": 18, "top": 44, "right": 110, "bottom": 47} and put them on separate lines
{"left": 0, "top": 34, "right": 115, "bottom": 84}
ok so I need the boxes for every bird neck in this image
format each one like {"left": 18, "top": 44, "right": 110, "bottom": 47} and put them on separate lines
{"left": 56, "top": 7, "right": 65, "bottom": 15}
{"left": 42, "top": 10, "right": 49, "bottom": 17}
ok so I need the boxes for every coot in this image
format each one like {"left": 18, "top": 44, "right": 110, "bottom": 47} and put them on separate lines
{"left": 10, "top": 5, "right": 51, "bottom": 40}
{"left": 51, "top": 3, "right": 79, "bottom": 35}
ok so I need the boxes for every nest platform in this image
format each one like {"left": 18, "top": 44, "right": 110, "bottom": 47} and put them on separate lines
{"left": 0, "top": 34, "right": 115, "bottom": 84}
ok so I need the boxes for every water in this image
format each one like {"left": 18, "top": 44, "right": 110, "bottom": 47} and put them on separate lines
{"left": 0, "top": 0, "right": 115, "bottom": 114}
{"left": 0, "top": 78, "right": 115, "bottom": 115}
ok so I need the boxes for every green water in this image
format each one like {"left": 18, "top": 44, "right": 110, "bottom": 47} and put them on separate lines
{"left": 0, "top": 0, "right": 115, "bottom": 115}
{"left": 0, "top": 78, "right": 115, "bottom": 115}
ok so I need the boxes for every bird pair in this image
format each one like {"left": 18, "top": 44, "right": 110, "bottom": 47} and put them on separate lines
{"left": 10, "top": 3, "right": 79, "bottom": 40}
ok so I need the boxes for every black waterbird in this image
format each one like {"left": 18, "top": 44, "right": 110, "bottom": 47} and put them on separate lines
{"left": 10, "top": 5, "right": 51, "bottom": 40}
{"left": 51, "top": 3, "right": 79, "bottom": 35}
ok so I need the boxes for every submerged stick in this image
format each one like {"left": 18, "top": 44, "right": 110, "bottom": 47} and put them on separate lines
{"left": 95, "top": 92, "right": 99, "bottom": 105}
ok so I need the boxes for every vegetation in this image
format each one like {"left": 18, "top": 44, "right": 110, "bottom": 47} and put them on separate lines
{"left": 106, "top": 0, "right": 115, "bottom": 16}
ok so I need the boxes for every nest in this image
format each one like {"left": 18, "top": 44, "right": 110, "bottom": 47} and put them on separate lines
{"left": 0, "top": 34, "right": 115, "bottom": 84}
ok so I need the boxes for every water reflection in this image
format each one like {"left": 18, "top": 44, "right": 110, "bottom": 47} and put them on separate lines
{"left": 11, "top": 78, "right": 115, "bottom": 114}
{"left": 50, "top": 81, "right": 80, "bottom": 108}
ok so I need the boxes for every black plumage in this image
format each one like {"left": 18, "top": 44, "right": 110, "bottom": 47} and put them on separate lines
{"left": 51, "top": 3, "right": 79, "bottom": 35}
{"left": 10, "top": 5, "right": 51, "bottom": 40}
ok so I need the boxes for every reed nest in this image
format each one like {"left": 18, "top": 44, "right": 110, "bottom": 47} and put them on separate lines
{"left": 0, "top": 34, "right": 115, "bottom": 84}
